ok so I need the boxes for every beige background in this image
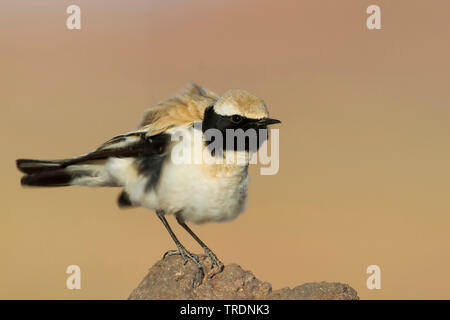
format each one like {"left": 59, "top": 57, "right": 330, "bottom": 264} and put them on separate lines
{"left": 1, "top": 0, "right": 449, "bottom": 299}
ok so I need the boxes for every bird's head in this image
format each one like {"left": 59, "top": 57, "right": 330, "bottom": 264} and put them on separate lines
{"left": 203, "top": 89, "right": 280, "bottom": 131}
{"left": 202, "top": 89, "right": 280, "bottom": 153}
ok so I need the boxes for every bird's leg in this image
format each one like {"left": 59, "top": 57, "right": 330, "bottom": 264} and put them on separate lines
{"left": 156, "top": 210, "right": 204, "bottom": 276}
{"left": 176, "top": 214, "right": 225, "bottom": 273}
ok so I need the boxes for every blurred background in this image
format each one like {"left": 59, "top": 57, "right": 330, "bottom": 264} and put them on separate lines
{"left": 1, "top": 0, "right": 449, "bottom": 299}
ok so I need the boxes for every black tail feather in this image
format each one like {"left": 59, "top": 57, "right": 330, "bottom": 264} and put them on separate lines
{"left": 16, "top": 159, "right": 64, "bottom": 174}
{"left": 21, "top": 170, "right": 71, "bottom": 187}
{"left": 20, "top": 169, "right": 90, "bottom": 187}
{"left": 17, "top": 158, "right": 95, "bottom": 187}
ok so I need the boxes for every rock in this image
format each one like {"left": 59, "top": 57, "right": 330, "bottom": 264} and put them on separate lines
{"left": 270, "top": 282, "right": 359, "bottom": 300}
{"left": 128, "top": 255, "right": 359, "bottom": 300}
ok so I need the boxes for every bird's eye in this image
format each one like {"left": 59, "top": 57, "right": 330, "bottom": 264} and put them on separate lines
{"left": 231, "top": 115, "right": 242, "bottom": 123}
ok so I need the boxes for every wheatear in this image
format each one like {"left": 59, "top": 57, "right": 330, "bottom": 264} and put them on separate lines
{"left": 16, "top": 82, "right": 280, "bottom": 275}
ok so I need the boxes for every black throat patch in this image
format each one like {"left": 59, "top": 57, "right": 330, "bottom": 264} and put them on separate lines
{"left": 201, "top": 106, "right": 268, "bottom": 154}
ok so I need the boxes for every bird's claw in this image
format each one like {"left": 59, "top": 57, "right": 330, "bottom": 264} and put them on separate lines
{"left": 163, "top": 248, "right": 203, "bottom": 269}
{"left": 162, "top": 246, "right": 223, "bottom": 279}
{"left": 163, "top": 247, "right": 204, "bottom": 286}
{"left": 204, "top": 248, "right": 224, "bottom": 275}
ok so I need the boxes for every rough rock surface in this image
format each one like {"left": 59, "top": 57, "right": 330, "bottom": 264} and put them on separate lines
{"left": 128, "top": 255, "right": 359, "bottom": 300}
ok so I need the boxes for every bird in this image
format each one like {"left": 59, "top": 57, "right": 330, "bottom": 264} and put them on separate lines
{"left": 16, "top": 82, "right": 281, "bottom": 276}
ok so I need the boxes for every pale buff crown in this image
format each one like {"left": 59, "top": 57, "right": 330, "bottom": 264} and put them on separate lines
{"left": 213, "top": 89, "right": 269, "bottom": 119}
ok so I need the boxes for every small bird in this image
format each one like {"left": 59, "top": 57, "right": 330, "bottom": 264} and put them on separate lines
{"left": 16, "top": 82, "right": 280, "bottom": 276}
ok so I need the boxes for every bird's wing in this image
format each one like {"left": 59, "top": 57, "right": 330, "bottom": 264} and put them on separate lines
{"left": 17, "top": 131, "right": 170, "bottom": 175}
{"left": 138, "top": 81, "right": 219, "bottom": 136}
{"left": 64, "top": 131, "right": 170, "bottom": 166}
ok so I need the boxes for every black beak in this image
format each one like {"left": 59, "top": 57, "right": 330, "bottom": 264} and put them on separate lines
{"left": 258, "top": 118, "right": 281, "bottom": 126}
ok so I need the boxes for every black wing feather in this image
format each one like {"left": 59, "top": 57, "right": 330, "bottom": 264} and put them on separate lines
{"left": 16, "top": 132, "right": 171, "bottom": 174}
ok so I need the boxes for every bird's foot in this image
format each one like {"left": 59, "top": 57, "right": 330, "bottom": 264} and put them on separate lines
{"left": 164, "top": 247, "right": 204, "bottom": 286}
{"left": 204, "top": 247, "right": 224, "bottom": 277}
{"left": 163, "top": 247, "right": 204, "bottom": 279}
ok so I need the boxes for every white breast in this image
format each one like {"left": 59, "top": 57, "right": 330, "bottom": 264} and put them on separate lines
{"left": 139, "top": 126, "right": 250, "bottom": 224}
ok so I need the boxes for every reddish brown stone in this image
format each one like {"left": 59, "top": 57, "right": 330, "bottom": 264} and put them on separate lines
{"left": 128, "top": 255, "right": 359, "bottom": 300}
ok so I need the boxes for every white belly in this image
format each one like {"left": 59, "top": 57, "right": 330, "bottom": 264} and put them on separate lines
{"left": 151, "top": 161, "right": 249, "bottom": 223}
